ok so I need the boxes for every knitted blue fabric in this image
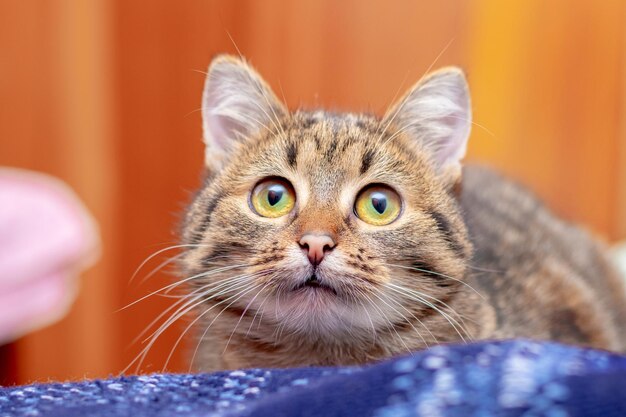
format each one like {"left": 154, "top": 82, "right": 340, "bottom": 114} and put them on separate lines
{"left": 2, "top": 340, "right": 625, "bottom": 417}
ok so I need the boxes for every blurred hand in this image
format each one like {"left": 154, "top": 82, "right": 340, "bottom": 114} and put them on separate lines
{"left": 0, "top": 168, "right": 100, "bottom": 345}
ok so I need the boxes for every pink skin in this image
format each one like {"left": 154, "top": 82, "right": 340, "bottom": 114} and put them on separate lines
{"left": 0, "top": 169, "right": 99, "bottom": 344}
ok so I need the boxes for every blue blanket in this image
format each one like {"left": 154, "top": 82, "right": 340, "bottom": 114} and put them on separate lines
{"left": 1, "top": 340, "right": 625, "bottom": 417}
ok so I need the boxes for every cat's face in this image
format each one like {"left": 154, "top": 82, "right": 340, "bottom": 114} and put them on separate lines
{"left": 182, "top": 56, "right": 473, "bottom": 340}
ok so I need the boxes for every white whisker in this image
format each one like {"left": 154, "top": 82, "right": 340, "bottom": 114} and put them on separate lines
{"left": 368, "top": 288, "right": 429, "bottom": 348}
{"left": 119, "top": 264, "right": 248, "bottom": 312}
{"left": 223, "top": 279, "right": 273, "bottom": 354}
{"left": 124, "top": 273, "right": 258, "bottom": 373}
{"left": 129, "top": 243, "right": 209, "bottom": 285}
{"left": 165, "top": 281, "right": 264, "bottom": 371}
{"left": 359, "top": 291, "right": 413, "bottom": 355}
{"left": 384, "top": 262, "right": 485, "bottom": 300}
{"left": 385, "top": 282, "right": 472, "bottom": 342}
{"left": 131, "top": 273, "right": 255, "bottom": 345}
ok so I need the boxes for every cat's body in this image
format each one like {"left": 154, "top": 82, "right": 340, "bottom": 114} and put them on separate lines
{"left": 462, "top": 167, "right": 626, "bottom": 350}
{"left": 180, "top": 56, "right": 626, "bottom": 371}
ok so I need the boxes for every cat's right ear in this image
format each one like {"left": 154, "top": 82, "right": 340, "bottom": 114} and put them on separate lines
{"left": 201, "top": 55, "right": 287, "bottom": 172}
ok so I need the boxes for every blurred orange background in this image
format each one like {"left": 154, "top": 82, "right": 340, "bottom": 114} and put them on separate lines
{"left": 1, "top": 1, "right": 625, "bottom": 385}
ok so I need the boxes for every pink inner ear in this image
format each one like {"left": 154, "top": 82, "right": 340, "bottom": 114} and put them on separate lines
{"left": 434, "top": 112, "right": 470, "bottom": 168}
{"left": 202, "top": 70, "right": 267, "bottom": 162}
{"left": 207, "top": 111, "right": 241, "bottom": 154}
{"left": 203, "top": 83, "right": 239, "bottom": 155}
{"left": 201, "top": 58, "right": 287, "bottom": 169}
{"left": 412, "top": 78, "right": 471, "bottom": 172}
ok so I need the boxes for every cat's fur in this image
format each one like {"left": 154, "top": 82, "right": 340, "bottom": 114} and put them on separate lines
{"left": 180, "top": 55, "right": 626, "bottom": 371}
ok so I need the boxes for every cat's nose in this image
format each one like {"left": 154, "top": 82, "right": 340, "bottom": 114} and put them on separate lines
{"left": 298, "top": 233, "right": 336, "bottom": 266}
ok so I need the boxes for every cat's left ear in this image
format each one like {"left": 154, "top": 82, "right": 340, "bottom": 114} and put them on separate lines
{"left": 201, "top": 55, "right": 287, "bottom": 172}
{"left": 383, "top": 67, "right": 471, "bottom": 183}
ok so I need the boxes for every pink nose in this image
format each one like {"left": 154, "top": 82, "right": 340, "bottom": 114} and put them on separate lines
{"left": 299, "top": 233, "right": 336, "bottom": 265}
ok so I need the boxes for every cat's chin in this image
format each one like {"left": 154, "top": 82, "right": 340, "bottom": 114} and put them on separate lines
{"left": 260, "top": 284, "right": 379, "bottom": 338}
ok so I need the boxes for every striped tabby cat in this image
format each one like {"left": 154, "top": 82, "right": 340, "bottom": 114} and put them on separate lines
{"left": 180, "top": 55, "right": 626, "bottom": 371}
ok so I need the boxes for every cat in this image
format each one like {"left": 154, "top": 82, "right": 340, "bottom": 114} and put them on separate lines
{"left": 179, "top": 55, "right": 626, "bottom": 371}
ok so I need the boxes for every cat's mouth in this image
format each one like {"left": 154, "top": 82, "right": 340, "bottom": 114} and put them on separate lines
{"left": 294, "top": 274, "right": 338, "bottom": 296}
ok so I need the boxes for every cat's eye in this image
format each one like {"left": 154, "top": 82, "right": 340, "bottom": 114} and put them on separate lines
{"left": 354, "top": 185, "right": 402, "bottom": 226}
{"left": 250, "top": 178, "right": 296, "bottom": 218}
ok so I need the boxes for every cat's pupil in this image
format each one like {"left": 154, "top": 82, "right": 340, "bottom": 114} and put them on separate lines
{"left": 371, "top": 194, "right": 387, "bottom": 214}
{"left": 267, "top": 187, "right": 284, "bottom": 206}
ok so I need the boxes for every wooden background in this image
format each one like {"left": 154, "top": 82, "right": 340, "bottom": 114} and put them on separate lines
{"left": 1, "top": 0, "right": 625, "bottom": 384}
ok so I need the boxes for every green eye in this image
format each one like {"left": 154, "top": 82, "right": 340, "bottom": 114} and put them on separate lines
{"left": 251, "top": 178, "right": 296, "bottom": 218}
{"left": 355, "top": 185, "right": 401, "bottom": 225}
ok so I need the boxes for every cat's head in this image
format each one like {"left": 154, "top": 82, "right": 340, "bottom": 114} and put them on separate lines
{"left": 182, "top": 55, "right": 473, "bottom": 340}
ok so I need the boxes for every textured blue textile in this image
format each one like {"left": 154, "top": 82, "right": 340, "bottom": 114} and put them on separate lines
{"left": 1, "top": 340, "right": 626, "bottom": 417}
